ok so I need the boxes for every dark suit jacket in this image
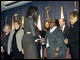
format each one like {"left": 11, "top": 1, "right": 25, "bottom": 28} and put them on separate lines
{"left": 44, "top": 27, "right": 67, "bottom": 59}
{"left": 63, "top": 25, "right": 70, "bottom": 47}
{"left": 63, "top": 25, "right": 70, "bottom": 38}
{"left": 68, "top": 21, "right": 79, "bottom": 54}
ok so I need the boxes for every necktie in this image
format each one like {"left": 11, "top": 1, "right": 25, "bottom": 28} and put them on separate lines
{"left": 60, "top": 27, "right": 63, "bottom": 32}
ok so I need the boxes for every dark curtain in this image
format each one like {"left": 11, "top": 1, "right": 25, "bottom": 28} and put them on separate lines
{"left": 1, "top": 1, "right": 79, "bottom": 34}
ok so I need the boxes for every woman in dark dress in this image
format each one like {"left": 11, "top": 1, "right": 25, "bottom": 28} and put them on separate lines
{"left": 1, "top": 24, "right": 13, "bottom": 59}
{"left": 22, "top": 6, "right": 40, "bottom": 59}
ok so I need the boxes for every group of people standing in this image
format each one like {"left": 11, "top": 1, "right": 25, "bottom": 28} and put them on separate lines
{"left": 1, "top": 6, "right": 79, "bottom": 59}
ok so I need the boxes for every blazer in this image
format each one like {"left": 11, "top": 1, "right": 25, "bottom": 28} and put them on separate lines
{"left": 8, "top": 29, "right": 24, "bottom": 52}
{"left": 44, "top": 27, "right": 67, "bottom": 59}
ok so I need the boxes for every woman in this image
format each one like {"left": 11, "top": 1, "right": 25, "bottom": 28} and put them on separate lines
{"left": 1, "top": 24, "right": 13, "bottom": 59}
{"left": 40, "top": 21, "right": 50, "bottom": 38}
{"left": 40, "top": 21, "right": 50, "bottom": 59}
{"left": 40, "top": 19, "right": 67, "bottom": 59}
{"left": 7, "top": 20, "right": 24, "bottom": 59}
{"left": 22, "top": 6, "right": 40, "bottom": 59}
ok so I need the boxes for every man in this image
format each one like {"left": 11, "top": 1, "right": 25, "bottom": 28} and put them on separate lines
{"left": 59, "top": 18, "right": 70, "bottom": 38}
{"left": 40, "top": 19, "right": 67, "bottom": 59}
{"left": 64, "top": 11, "right": 79, "bottom": 59}
{"left": 59, "top": 18, "right": 71, "bottom": 59}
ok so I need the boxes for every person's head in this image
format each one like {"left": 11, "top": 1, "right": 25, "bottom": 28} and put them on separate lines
{"left": 26, "top": 6, "right": 38, "bottom": 19}
{"left": 14, "top": 20, "right": 21, "bottom": 29}
{"left": 59, "top": 18, "right": 66, "bottom": 27}
{"left": 44, "top": 21, "right": 50, "bottom": 29}
{"left": 69, "top": 11, "right": 79, "bottom": 25}
{"left": 3, "top": 24, "right": 11, "bottom": 34}
{"left": 50, "top": 19, "right": 59, "bottom": 29}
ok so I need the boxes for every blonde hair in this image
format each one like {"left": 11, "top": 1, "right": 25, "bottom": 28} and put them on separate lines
{"left": 3, "top": 24, "right": 11, "bottom": 33}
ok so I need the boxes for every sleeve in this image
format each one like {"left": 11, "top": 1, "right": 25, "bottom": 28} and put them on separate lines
{"left": 65, "top": 27, "right": 70, "bottom": 38}
{"left": 29, "top": 19, "right": 39, "bottom": 39}
{"left": 21, "top": 29, "right": 24, "bottom": 48}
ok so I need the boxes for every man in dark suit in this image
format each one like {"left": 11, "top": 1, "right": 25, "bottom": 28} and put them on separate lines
{"left": 64, "top": 11, "right": 79, "bottom": 59}
{"left": 59, "top": 18, "right": 70, "bottom": 38}
{"left": 59, "top": 18, "right": 71, "bottom": 59}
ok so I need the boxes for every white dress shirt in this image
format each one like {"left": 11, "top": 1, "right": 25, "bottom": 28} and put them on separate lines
{"left": 62, "top": 25, "right": 65, "bottom": 32}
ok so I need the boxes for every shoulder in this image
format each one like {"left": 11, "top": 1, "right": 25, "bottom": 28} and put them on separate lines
{"left": 19, "top": 29, "right": 24, "bottom": 32}
{"left": 46, "top": 29, "right": 50, "bottom": 35}
{"left": 74, "top": 21, "right": 79, "bottom": 27}
{"left": 65, "top": 25, "right": 70, "bottom": 29}
{"left": 56, "top": 27, "right": 63, "bottom": 34}
{"left": 29, "top": 18, "right": 34, "bottom": 23}
{"left": 18, "top": 29, "right": 24, "bottom": 35}
{"left": 10, "top": 30, "right": 15, "bottom": 33}
{"left": 56, "top": 27, "right": 61, "bottom": 32}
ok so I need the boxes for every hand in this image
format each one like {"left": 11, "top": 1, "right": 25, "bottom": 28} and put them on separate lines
{"left": 64, "top": 38, "right": 68, "bottom": 44}
{"left": 56, "top": 47, "right": 60, "bottom": 51}
{"left": 54, "top": 52, "right": 58, "bottom": 58}
{"left": 8, "top": 50, "right": 10, "bottom": 55}
{"left": 40, "top": 38, "right": 45, "bottom": 43}
{"left": 1, "top": 46, "right": 4, "bottom": 52}
{"left": 22, "top": 48, "right": 24, "bottom": 54}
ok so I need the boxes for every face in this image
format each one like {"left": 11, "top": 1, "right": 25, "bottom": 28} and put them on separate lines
{"left": 4, "top": 26, "right": 10, "bottom": 33}
{"left": 59, "top": 19, "right": 65, "bottom": 27}
{"left": 45, "top": 22, "right": 50, "bottom": 29}
{"left": 50, "top": 22, "right": 55, "bottom": 29}
{"left": 14, "top": 22, "right": 20, "bottom": 29}
{"left": 69, "top": 15, "right": 77, "bottom": 25}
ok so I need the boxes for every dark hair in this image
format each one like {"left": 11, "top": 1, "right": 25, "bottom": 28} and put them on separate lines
{"left": 50, "top": 18, "right": 59, "bottom": 27}
{"left": 26, "top": 6, "right": 38, "bottom": 18}
{"left": 44, "top": 21, "right": 50, "bottom": 29}
{"left": 55, "top": 19, "right": 59, "bottom": 27}
{"left": 61, "top": 18, "right": 66, "bottom": 24}
{"left": 14, "top": 20, "right": 21, "bottom": 25}
{"left": 70, "top": 11, "right": 79, "bottom": 21}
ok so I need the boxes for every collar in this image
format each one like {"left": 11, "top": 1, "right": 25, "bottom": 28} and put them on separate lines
{"left": 50, "top": 26, "right": 57, "bottom": 33}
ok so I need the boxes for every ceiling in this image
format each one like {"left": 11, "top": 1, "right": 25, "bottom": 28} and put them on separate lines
{"left": 1, "top": 1, "right": 32, "bottom": 11}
